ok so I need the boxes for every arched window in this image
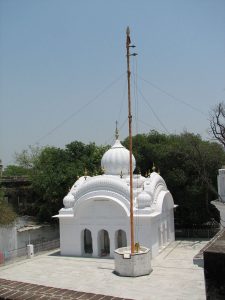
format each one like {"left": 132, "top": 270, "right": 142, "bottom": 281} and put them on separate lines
{"left": 83, "top": 229, "right": 93, "bottom": 254}
{"left": 98, "top": 230, "right": 110, "bottom": 256}
{"left": 115, "top": 230, "right": 127, "bottom": 249}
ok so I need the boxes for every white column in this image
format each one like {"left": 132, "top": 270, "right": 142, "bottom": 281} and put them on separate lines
{"left": 92, "top": 230, "right": 98, "bottom": 257}
{"left": 27, "top": 244, "right": 34, "bottom": 258}
{"left": 109, "top": 230, "right": 115, "bottom": 258}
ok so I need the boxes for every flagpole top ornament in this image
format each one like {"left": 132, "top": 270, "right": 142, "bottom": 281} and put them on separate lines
{"left": 152, "top": 163, "right": 156, "bottom": 172}
{"left": 84, "top": 168, "right": 88, "bottom": 180}
{"left": 115, "top": 121, "right": 119, "bottom": 140}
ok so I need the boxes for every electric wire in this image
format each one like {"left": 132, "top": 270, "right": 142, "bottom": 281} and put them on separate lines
{"left": 35, "top": 72, "right": 125, "bottom": 144}
{"left": 117, "top": 77, "right": 127, "bottom": 126}
{"left": 138, "top": 88, "right": 170, "bottom": 134}
{"left": 133, "top": 118, "right": 164, "bottom": 133}
{"left": 138, "top": 76, "right": 207, "bottom": 117}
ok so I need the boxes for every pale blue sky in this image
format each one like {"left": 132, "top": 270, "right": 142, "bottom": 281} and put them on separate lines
{"left": 0, "top": 0, "right": 225, "bottom": 166}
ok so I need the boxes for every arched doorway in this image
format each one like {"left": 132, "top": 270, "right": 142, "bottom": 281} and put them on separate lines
{"left": 83, "top": 229, "right": 93, "bottom": 254}
{"left": 115, "top": 230, "right": 127, "bottom": 249}
{"left": 98, "top": 230, "right": 110, "bottom": 256}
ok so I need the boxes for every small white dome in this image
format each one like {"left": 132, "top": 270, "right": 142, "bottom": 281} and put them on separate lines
{"left": 63, "top": 193, "right": 75, "bottom": 208}
{"left": 136, "top": 190, "right": 152, "bottom": 209}
{"left": 101, "top": 139, "right": 136, "bottom": 175}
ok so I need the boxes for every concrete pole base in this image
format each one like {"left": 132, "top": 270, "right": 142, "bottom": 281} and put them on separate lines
{"left": 114, "top": 246, "right": 152, "bottom": 277}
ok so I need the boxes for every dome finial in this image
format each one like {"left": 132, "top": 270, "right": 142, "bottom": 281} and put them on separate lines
{"left": 152, "top": 163, "right": 156, "bottom": 172}
{"left": 84, "top": 168, "right": 88, "bottom": 180}
{"left": 101, "top": 166, "right": 105, "bottom": 174}
{"left": 115, "top": 120, "right": 119, "bottom": 140}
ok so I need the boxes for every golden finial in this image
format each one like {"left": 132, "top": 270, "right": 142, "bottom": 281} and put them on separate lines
{"left": 152, "top": 163, "right": 156, "bottom": 172}
{"left": 115, "top": 120, "right": 119, "bottom": 140}
{"left": 101, "top": 166, "right": 105, "bottom": 174}
{"left": 84, "top": 168, "right": 88, "bottom": 180}
{"left": 135, "top": 242, "right": 140, "bottom": 253}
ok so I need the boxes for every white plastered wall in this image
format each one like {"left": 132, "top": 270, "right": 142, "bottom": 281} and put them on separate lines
{"left": 59, "top": 188, "right": 175, "bottom": 258}
{"left": 60, "top": 197, "right": 130, "bottom": 258}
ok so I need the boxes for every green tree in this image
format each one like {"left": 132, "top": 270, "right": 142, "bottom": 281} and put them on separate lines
{"left": 15, "top": 142, "right": 108, "bottom": 222}
{"left": 3, "top": 165, "right": 31, "bottom": 177}
{"left": 13, "top": 132, "right": 224, "bottom": 226}
{"left": 31, "top": 147, "right": 69, "bottom": 222}
{"left": 15, "top": 145, "right": 42, "bottom": 169}
{"left": 124, "top": 131, "right": 225, "bottom": 227}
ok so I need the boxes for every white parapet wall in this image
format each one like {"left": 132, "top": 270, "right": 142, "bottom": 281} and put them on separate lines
{"left": 0, "top": 224, "right": 17, "bottom": 253}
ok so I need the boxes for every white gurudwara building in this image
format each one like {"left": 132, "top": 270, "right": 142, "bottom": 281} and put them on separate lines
{"left": 55, "top": 132, "right": 175, "bottom": 258}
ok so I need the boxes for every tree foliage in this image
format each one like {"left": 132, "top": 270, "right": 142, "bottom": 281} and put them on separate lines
{"left": 124, "top": 131, "right": 225, "bottom": 227}
{"left": 3, "top": 165, "right": 31, "bottom": 177}
{"left": 15, "top": 145, "right": 42, "bottom": 169}
{"left": 13, "top": 142, "right": 108, "bottom": 222}
{"left": 9, "top": 132, "right": 225, "bottom": 226}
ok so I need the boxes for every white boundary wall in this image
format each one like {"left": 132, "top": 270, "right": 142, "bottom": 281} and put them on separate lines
{"left": 0, "top": 224, "right": 17, "bottom": 252}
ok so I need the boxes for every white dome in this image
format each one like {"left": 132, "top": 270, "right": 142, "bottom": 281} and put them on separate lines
{"left": 136, "top": 190, "right": 152, "bottom": 209}
{"left": 63, "top": 193, "right": 75, "bottom": 208}
{"left": 101, "top": 139, "right": 136, "bottom": 175}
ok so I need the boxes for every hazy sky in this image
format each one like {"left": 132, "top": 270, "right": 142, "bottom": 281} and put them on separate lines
{"left": 1, "top": 0, "right": 225, "bottom": 166}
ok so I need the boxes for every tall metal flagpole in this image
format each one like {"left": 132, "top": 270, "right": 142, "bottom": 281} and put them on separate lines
{"left": 114, "top": 29, "right": 151, "bottom": 277}
{"left": 126, "top": 26, "right": 136, "bottom": 254}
